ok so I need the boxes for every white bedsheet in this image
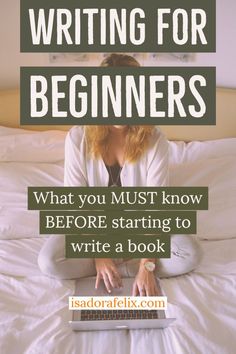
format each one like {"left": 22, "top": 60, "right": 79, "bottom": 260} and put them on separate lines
{"left": 0, "top": 237, "right": 235, "bottom": 354}
{"left": 1, "top": 129, "right": 236, "bottom": 354}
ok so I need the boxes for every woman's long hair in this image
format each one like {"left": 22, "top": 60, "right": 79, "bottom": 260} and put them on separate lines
{"left": 85, "top": 54, "right": 155, "bottom": 163}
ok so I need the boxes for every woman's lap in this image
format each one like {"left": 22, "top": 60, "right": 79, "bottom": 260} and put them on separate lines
{"left": 38, "top": 234, "right": 203, "bottom": 279}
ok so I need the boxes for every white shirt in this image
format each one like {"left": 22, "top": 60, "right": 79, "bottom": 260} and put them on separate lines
{"left": 64, "top": 126, "right": 169, "bottom": 187}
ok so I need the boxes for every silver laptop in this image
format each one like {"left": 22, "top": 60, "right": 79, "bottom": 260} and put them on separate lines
{"left": 69, "top": 277, "right": 175, "bottom": 331}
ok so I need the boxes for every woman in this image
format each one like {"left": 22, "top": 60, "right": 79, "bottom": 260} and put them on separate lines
{"left": 38, "top": 54, "right": 202, "bottom": 296}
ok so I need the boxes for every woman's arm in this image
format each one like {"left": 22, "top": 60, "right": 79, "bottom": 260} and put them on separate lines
{"left": 132, "top": 258, "right": 159, "bottom": 296}
{"left": 64, "top": 127, "right": 88, "bottom": 186}
{"left": 64, "top": 128, "right": 122, "bottom": 293}
{"left": 146, "top": 129, "right": 169, "bottom": 187}
{"left": 133, "top": 130, "right": 169, "bottom": 296}
{"left": 95, "top": 259, "right": 123, "bottom": 293}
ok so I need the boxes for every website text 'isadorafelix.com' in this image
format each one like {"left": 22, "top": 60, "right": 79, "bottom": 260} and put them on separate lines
{"left": 69, "top": 296, "right": 167, "bottom": 310}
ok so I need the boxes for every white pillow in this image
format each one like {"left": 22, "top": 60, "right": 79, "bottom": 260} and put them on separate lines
{"left": 0, "top": 126, "right": 66, "bottom": 239}
{"left": 169, "top": 138, "right": 236, "bottom": 164}
{"left": 0, "top": 126, "right": 34, "bottom": 136}
{"left": 0, "top": 126, "right": 66, "bottom": 162}
{"left": 169, "top": 138, "right": 236, "bottom": 240}
{"left": 170, "top": 156, "right": 236, "bottom": 240}
{"left": 0, "top": 161, "right": 64, "bottom": 239}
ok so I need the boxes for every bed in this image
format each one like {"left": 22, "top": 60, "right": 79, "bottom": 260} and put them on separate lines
{"left": 0, "top": 88, "right": 236, "bottom": 354}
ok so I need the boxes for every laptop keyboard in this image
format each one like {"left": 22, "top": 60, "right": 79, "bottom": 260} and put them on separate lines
{"left": 81, "top": 310, "right": 159, "bottom": 321}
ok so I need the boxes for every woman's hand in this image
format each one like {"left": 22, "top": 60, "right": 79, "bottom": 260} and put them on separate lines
{"left": 132, "top": 266, "right": 159, "bottom": 296}
{"left": 95, "top": 258, "right": 123, "bottom": 293}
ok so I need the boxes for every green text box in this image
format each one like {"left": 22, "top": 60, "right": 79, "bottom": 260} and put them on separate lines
{"left": 21, "top": 66, "right": 216, "bottom": 125}
{"left": 28, "top": 186, "right": 208, "bottom": 210}
{"left": 39, "top": 210, "right": 196, "bottom": 235}
{"left": 65, "top": 234, "right": 171, "bottom": 258}
{"left": 21, "top": 0, "right": 215, "bottom": 53}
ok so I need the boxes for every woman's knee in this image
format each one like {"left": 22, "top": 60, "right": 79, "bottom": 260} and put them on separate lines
{"left": 38, "top": 241, "right": 65, "bottom": 279}
{"left": 38, "top": 250, "right": 58, "bottom": 278}
{"left": 171, "top": 235, "right": 203, "bottom": 273}
{"left": 38, "top": 237, "right": 97, "bottom": 279}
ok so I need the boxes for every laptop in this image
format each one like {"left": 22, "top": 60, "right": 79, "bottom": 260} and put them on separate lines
{"left": 69, "top": 277, "right": 175, "bottom": 331}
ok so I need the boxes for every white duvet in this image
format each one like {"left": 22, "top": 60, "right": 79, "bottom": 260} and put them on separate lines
{"left": 0, "top": 127, "right": 236, "bottom": 354}
{"left": 0, "top": 237, "right": 235, "bottom": 354}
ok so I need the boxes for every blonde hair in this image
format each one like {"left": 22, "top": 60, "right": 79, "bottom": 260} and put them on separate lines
{"left": 85, "top": 126, "right": 154, "bottom": 163}
{"left": 85, "top": 54, "right": 155, "bottom": 163}
{"left": 100, "top": 53, "right": 140, "bottom": 67}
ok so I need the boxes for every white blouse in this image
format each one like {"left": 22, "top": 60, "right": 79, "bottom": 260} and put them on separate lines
{"left": 64, "top": 126, "right": 169, "bottom": 187}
